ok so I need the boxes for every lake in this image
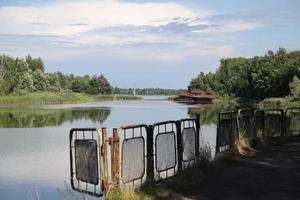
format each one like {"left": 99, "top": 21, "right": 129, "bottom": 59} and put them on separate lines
{"left": 0, "top": 96, "right": 219, "bottom": 200}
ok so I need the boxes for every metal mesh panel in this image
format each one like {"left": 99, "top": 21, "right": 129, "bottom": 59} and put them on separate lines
{"left": 156, "top": 132, "right": 176, "bottom": 172}
{"left": 238, "top": 109, "right": 254, "bottom": 140}
{"left": 182, "top": 128, "right": 196, "bottom": 162}
{"left": 75, "top": 140, "right": 99, "bottom": 185}
{"left": 122, "top": 137, "right": 145, "bottom": 183}
{"left": 265, "top": 110, "right": 283, "bottom": 136}
{"left": 217, "top": 112, "right": 235, "bottom": 153}
{"left": 120, "top": 125, "right": 147, "bottom": 188}
{"left": 153, "top": 121, "right": 177, "bottom": 181}
{"left": 69, "top": 128, "right": 103, "bottom": 197}
{"left": 254, "top": 110, "right": 264, "bottom": 137}
{"left": 286, "top": 108, "right": 300, "bottom": 134}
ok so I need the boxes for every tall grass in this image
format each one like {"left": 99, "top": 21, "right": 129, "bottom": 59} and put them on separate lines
{"left": 0, "top": 92, "right": 141, "bottom": 105}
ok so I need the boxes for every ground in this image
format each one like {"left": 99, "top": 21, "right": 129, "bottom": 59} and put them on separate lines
{"left": 177, "top": 136, "right": 300, "bottom": 200}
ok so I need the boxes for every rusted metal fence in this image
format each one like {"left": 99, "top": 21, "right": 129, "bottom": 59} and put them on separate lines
{"left": 253, "top": 110, "right": 265, "bottom": 137}
{"left": 216, "top": 111, "right": 237, "bottom": 154}
{"left": 69, "top": 128, "right": 108, "bottom": 197}
{"left": 120, "top": 124, "right": 147, "bottom": 188}
{"left": 69, "top": 117, "right": 200, "bottom": 197}
{"left": 285, "top": 108, "right": 300, "bottom": 135}
{"left": 238, "top": 108, "right": 254, "bottom": 141}
{"left": 69, "top": 107, "right": 300, "bottom": 198}
{"left": 265, "top": 109, "right": 284, "bottom": 136}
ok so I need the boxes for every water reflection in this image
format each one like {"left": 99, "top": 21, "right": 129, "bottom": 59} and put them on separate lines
{"left": 0, "top": 108, "right": 111, "bottom": 128}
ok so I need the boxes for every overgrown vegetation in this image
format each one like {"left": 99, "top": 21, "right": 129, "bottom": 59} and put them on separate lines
{"left": 0, "top": 54, "right": 112, "bottom": 95}
{"left": 190, "top": 48, "right": 300, "bottom": 100}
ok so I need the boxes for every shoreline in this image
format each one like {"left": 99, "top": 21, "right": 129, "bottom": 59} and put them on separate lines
{"left": 0, "top": 92, "right": 142, "bottom": 105}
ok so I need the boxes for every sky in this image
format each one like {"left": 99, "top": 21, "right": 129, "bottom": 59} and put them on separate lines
{"left": 0, "top": 0, "right": 299, "bottom": 88}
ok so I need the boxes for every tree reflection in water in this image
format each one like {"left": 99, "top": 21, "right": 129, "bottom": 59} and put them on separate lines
{"left": 0, "top": 108, "right": 111, "bottom": 128}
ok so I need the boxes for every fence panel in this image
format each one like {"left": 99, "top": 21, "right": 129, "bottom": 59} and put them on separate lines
{"left": 254, "top": 110, "right": 265, "bottom": 139}
{"left": 265, "top": 109, "right": 284, "bottom": 136}
{"left": 153, "top": 121, "right": 178, "bottom": 181}
{"left": 238, "top": 108, "right": 254, "bottom": 141}
{"left": 285, "top": 108, "right": 300, "bottom": 135}
{"left": 120, "top": 125, "right": 147, "bottom": 188}
{"left": 69, "top": 128, "right": 105, "bottom": 197}
{"left": 180, "top": 119, "right": 198, "bottom": 169}
{"left": 216, "top": 111, "right": 235, "bottom": 154}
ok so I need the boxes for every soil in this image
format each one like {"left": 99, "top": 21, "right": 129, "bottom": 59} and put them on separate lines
{"left": 177, "top": 136, "right": 300, "bottom": 200}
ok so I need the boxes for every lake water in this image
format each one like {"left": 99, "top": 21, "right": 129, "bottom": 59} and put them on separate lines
{"left": 0, "top": 97, "right": 219, "bottom": 200}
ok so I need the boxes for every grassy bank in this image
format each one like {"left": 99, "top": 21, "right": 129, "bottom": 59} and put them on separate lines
{"left": 0, "top": 92, "right": 141, "bottom": 105}
{"left": 258, "top": 97, "right": 300, "bottom": 109}
{"left": 108, "top": 164, "right": 206, "bottom": 200}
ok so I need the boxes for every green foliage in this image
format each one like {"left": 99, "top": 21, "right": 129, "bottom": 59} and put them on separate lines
{"left": 87, "top": 75, "right": 112, "bottom": 95}
{"left": 32, "top": 69, "right": 48, "bottom": 91}
{"left": 289, "top": 76, "right": 300, "bottom": 100}
{"left": 25, "top": 54, "right": 45, "bottom": 72}
{"left": 190, "top": 48, "right": 300, "bottom": 99}
{"left": 0, "top": 54, "right": 113, "bottom": 95}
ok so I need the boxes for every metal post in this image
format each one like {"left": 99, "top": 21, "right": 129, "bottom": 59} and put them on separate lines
{"left": 146, "top": 125, "right": 154, "bottom": 181}
{"left": 176, "top": 120, "right": 182, "bottom": 173}
{"left": 195, "top": 114, "right": 200, "bottom": 163}
{"left": 101, "top": 128, "right": 108, "bottom": 193}
{"left": 112, "top": 128, "right": 120, "bottom": 184}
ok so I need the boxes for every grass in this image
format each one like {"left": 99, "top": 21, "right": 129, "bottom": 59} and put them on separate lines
{"left": 107, "top": 165, "right": 206, "bottom": 200}
{"left": 258, "top": 97, "right": 300, "bottom": 109}
{"left": 0, "top": 92, "right": 141, "bottom": 105}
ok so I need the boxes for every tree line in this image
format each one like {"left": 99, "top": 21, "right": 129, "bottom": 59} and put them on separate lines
{"left": 0, "top": 54, "right": 112, "bottom": 95}
{"left": 113, "top": 87, "right": 183, "bottom": 95}
{"left": 189, "top": 48, "right": 300, "bottom": 100}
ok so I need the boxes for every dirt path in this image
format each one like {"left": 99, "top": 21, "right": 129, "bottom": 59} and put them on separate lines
{"left": 178, "top": 136, "right": 300, "bottom": 200}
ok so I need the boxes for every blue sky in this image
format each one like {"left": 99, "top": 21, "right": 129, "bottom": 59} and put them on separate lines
{"left": 0, "top": 0, "right": 299, "bottom": 88}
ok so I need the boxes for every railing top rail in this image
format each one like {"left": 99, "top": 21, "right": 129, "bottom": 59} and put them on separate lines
{"left": 264, "top": 109, "right": 284, "bottom": 112}
{"left": 180, "top": 118, "right": 197, "bottom": 122}
{"left": 70, "top": 128, "right": 98, "bottom": 132}
{"left": 286, "top": 107, "right": 300, "bottom": 111}
{"left": 219, "top": 110, "right": 236, "bottom": 115}
{"left": 121, "top": 124, "right": 148, "bottom": 130}
{"left": 152, "top": 120, "right": 178, "bottom": 127}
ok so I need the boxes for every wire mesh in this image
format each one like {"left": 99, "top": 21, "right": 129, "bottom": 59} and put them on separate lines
{"left": 120, "top": 125, "right": 147, "bottom": 188}
{"left": 238, "top": 108, "right": 254, "bottom": 140}
{"left": 217, "top": 111, "right": 235, "bottom": 154}
{"left": 285, "top": 108, "right": 300, "bottom": 135}
{"left": 69, "top": 128, "right": 103, "bottom": 197}
{"left": 265, "top": 109, "right": 283, "bottom": 136}
{"left": 153, "top": 121, "right": 177, "bottom": 181}
{"left": 180, "top": 119, "right": 197, "bottom": 169}
{"left": 254, "top": 110, "right": 265, "bottom": 138}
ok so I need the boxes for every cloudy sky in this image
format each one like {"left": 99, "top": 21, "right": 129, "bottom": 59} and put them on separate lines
{"left": 0, "top": 0, "right": 299, "bottom": 88}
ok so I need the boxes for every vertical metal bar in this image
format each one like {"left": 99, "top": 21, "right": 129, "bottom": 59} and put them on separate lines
{"left": 216, "top": 113, "right": 220, "bottom": 155}
{"left": 176, "top": 120, "right": 182, "bottom": 173}
{"left": 112, "top": 128, "right": 120, "bottom": 185}
{"left": 196, "top": 115, "right": 200, "bottom": 163}
{"left": 146, "top": 125, "right": 154, "bottom": 181}
{"left": 101, "top": 128, "right": 108, "bottom": 195}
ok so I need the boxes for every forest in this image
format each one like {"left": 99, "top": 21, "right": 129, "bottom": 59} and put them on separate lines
{"left": 189, "top": 48, "right": 300, "bottom": 100}
{"left": 0, "top": 54, "right": 182, "bottom": 97}
{"left": 0, "top": 55, "right": 112, "bottom": 95}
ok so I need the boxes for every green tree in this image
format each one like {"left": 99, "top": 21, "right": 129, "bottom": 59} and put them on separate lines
{"left": 32, "top": 69, "right": 49, "bottom": 91}
{"left": 289, "top": 76, "right": 300, "bottom": 100}
{"left": 25, "top": 55, "right": 45, "bottom": 72}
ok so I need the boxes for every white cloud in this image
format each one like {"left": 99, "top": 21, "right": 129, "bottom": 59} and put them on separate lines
{"left": 0, "top": 0, "right": 263, "bottom": 63}
{"left": 0, "top": 0, "right": 206, "bottom": 36}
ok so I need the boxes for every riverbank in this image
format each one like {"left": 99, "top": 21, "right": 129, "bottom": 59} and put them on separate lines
{"left": 114, "top": 135, "right": 300, "bottom": 200}
{"left": 0, "top": 92, "right": 141, "bottom": 105}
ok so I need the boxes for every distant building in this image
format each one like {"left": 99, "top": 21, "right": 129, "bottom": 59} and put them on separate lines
{"left": 174, "top": 88, "right": 214, "bottom": 104}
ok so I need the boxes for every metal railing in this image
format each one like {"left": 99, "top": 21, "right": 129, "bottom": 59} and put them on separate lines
{"left": 69, "top": 107, "right": 300, "bottom": 197}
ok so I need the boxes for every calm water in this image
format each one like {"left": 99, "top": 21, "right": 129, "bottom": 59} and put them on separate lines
{"left": 0, "top": 97, "right": 219, "bottom": 200}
